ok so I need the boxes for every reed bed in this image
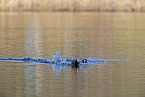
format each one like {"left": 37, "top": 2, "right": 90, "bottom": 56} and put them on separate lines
{"left": 1, "top": 0, "right": 145, "bottom": 12}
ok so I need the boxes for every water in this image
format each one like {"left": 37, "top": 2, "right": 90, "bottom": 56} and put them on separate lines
{"left": 0, "top": 12, "right": 145, "bottom": 97}
{"left": 0, "top": 51, "right": 131, "bottom": 66}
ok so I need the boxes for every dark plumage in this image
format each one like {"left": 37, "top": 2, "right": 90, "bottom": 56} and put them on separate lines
{"left": 81, "top": 58, "right": 87, "bottom": 63}
{"left": 71, "top": 59, "right": 79, "bottom": 68}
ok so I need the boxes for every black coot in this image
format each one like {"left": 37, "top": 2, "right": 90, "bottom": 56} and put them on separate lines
{"left": 71, "top": 59, "right": 79, "bottom": 68}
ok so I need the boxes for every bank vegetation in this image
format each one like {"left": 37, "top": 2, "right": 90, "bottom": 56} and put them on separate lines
{"left": 0, "top": 0, "right": 145, "bottom": 12}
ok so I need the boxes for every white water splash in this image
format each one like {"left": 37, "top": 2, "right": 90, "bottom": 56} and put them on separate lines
{"left": 0, "top": 51, "right": 132, "bottom": 65}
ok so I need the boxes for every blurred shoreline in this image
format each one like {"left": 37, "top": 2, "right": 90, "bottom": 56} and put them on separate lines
{"left": 0, "top": 0, "right": 145, "bottom": 12}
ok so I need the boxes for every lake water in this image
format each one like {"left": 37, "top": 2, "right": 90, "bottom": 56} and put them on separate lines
{"left": 0, "top": 12, "right": 145, "bottom": 97}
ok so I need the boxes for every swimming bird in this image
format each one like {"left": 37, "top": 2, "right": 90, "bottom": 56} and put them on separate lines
{"left": 81, "top": 58, "right": 87, "bottom": 63}
{"left": 71, "top": 59, "right": 79, "bottom": 68}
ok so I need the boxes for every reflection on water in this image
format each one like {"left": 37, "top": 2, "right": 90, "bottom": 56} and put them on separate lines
{"left": 23, "top": 65, "right": 36, "bottom": 97}
{"left": 0, "top": 12, "right": 145, "bottom": 97}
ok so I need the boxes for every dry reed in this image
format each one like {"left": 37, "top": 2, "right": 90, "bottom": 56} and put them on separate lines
{"left": 1, "top": 0, "right": 145, "bottom": 12}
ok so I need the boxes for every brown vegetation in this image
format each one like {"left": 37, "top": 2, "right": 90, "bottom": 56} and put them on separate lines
{"left": 0, "top": 0, "right": 145, "bottom": 12}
